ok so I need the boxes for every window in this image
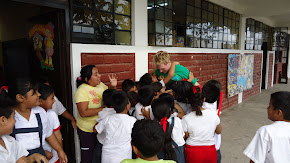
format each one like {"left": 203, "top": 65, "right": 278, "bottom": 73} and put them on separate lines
{"left": 245, "top": 18, "right": 272, "bottom": 50}
{"left": 149, "top": 0, "right": 240, "bottom": 49}
{"left": 71, "top": 0, "right": 131, "bottom": 45}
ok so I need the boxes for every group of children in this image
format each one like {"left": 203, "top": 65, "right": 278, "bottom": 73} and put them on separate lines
{"left": 0, "top": 50, "right": 289, "bottom": 163}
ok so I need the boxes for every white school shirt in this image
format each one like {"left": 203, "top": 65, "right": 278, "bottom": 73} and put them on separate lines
{"left": 177, "top": 102, "right": 192, "bottom": 114}
{"left": 202, "top": 101, "right": 221, "bottom": 150}
{"left": 134, "top": 103, "right": 154, "bottom": 120}
{"left": 0, "top": 135, "right": 29, "bottom": 163}
{"left": 243, "top": 121, "right": 290, "bottom": 163}
{"left": 96, "top": 107, "right": 116, "bottom": 144}
{"left": 14, "top": 106, "right": 53, "bottom": 150}
{"left": 182, "top": 110, "right": 220, "bottom": 146}
{"left": 95, "top": 114, "right": 136, "bottom": 163}
{"left": 168, "top": 114, "right": 185, "bottom": 147}
{"left": 52, "top": 96, "right": 66, "bottom": 115}
{"left": 43, "top": 110, "right": 61, "bottom": 163}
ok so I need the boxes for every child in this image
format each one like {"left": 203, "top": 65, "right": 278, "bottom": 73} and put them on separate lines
{"left": 95, "top": 91, "right": 136, "bottom": 163}
{"left": 39, "top": 76, "right": 76, "bottom": 129}
{"left": 8, "top": 79, "right": 67, "bottom": 163}
{"left": 243, "top": 91, "right": 290, "bottom": 163}
{"left": 134, "top": 85, "right": 155, "bottom": 120}
{"left": 121, "top": 119, "right": 176, "bottom": 163}
{"left": 151, "top": 98, "right": 183, "bottom": 162}
{"left": 122, "top": 79, "right": 137, "bottom": 93}
{"left": 38, "top": 83, "right": 63, "bottom": 163}
{"left": 181, "top": 83, "right": 221, "bottom": 163}
{"left": 153, "top": 51, "right": 199, "bottom": 86}
{"left": 158, "top": 93, "right": 185, "bottom": 119}
{"left": 0, "top": 95, "right": 48, "bottom": 163}
{"left": 127, "top": 91, "right": 138, "bottom": 116}
{"left": 202, "top": 80, "right": 223, "bottom": 163}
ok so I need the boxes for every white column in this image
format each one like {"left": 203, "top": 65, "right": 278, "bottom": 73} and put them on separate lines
{"left": 239, "top": 16, "right": 247, "bottom": 50}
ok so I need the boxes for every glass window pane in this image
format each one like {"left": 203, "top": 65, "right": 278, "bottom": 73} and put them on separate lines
{"left": 174, "top": 36, "right": 185, "bottom": 47}
{"left": 201, "top": 29, "right": 207, "bottom": 38}
{"left": 219, "top": 7, "right": 223, "bottom": 15}
{"left": 73, "top": 0, "right": 93, "bottom": 7}
{"left": 148, "top": 21, "right": 155, "bottom": 33}
{"left": 95, "top": 0, "right": 113, "bottom": 12}
{"left": 195, "top": 8, "right": 201, "bottom": 18}
{"left": 229, "top": 11, "right": 233, "bottom": 19}
{"left": 207, "top": 39, "right": 213, "bottom": 48}
{"left": 96, "top": 28, "right": 113, "bottom": 43}
{"left": 194, "top": 18, "right": 202, "bottom": 28}
{"left": 213, "top": 31, "right": 218, "bottom": 40}
{"left": 165, "top": 22, "right": 173, "bottom": 34}
{"left": 148, "top": 7, "right": 154, "bottom": 20}
{"left": 115, "top": 0, "right": 130, "bottom": 15}
{"left": 224, "top": 9, "right": 228, "bottom": 17}
{"left": 208, "top": 3, "right": 213, "bottom": 12}
{"left": 95, "top": 12, "right": 113, "bottom": 28}
{"left": 202, "top": 20, "right": 208, "bottom": 30}
{"left": 186, "top": 23, "right": 194, "bottom": 37}
{"left": 218, "top": 41, "right": 222, "bottom": 48}
{"left": 156, "top": 34, "right": 165, "bottom": 45}
{"left": 186, "top": 37, "right": 194, "bottom": 47}
{"left": 208, "top": 12, "right": 213, "bottom": 22}
{"left": 194, "top": 28, "right": 201, "bottom": 37}
{"left": 165, "top": 35, "right": 173, "bottom": 45}
{"left": 187, "top": 0, "right": 194, "bottom": 6}
{"left": 219, "top": 15, "right": 223, "bottom": 24}
{"left": 165, "top": 9, "right": 172, "bottom": 22}
{"left": 156, "top": 20, "right": 165, "bottom": 33}
{"left": 187, "top": 5, "right": 194, "bottom": 16}
{"left": 194, "top": 38, "right": 201, "bottom": 47}
{"left": 214, "top": 14, "right": 219, "bottom": 23}
{"left": 73, "top": 7, "right": 94, "bottom": 25}
{"left": 157, "top": 0, "right": 165, "bottom": 5}
{"left": 202, "top": 1, "right": 208, "bottom": 10}
{"left": 115, "top": 15, "right": 131, "bottom": 30}
{"left": 202, "top": 10, "right": 208, "bottom": 20}
{"left": 156, "top": 7, "right": 165, "bottom": 20}
{"left": 195, "top": 0, "right": 201, "bottom": 8}
{"left": 213, "top": 40, "right": 218, "bottom": 48}
{"left": 165, "top": 0, "right": 172, "bottom": 9}
{"left": 115, "top": 30, "right": 130, "bottom": 45}
{"left": 201, "top": 39, "right": 207, "bottom": 47}
{"left": 214, "top": 5, "right": 219, "bottom": 14}
{"left": 149, "top": 34, "right": 155, "bottom": 46}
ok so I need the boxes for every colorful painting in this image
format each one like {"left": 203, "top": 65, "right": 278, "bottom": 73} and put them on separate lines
{"left": 227, "top": 54, "right": 254, "bottom": 97}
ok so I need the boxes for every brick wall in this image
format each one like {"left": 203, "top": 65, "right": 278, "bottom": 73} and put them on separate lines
{"left": 267, "top": 53, "right": 274, "bottom": 88}
{"left": 81, "top": 53, "right": 135, "bottom": 89}
{"left": 149, "top": 53, "right": 262, "bottom": 111}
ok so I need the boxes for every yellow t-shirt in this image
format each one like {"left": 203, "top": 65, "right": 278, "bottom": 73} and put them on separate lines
{"left": 74, "top": 83, "right": 108, "bottom": 132}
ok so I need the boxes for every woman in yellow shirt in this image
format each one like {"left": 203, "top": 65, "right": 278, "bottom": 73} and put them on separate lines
{"left": 74, "top": 64, "right": 117, "bottom": 163}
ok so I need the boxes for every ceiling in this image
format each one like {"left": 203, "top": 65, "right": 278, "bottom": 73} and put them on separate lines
{"left": 208, "top": 0, "right": 290, "bottom": 30}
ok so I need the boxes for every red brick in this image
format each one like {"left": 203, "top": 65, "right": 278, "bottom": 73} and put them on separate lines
{"left": 86, "top": 55, "right": 104, "bottom": 64}
{"left": 104, "top": 55, "right": 121, "bottom": 64}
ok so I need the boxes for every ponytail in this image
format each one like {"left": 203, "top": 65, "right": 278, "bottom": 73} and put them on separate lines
{"left": 76, "top": 65, "right": 95, "bottom": 88}
{"left": 189, "top": 86, "right": 202, "bottom": 116}
{"left": 163, "top": 122, "right": 177, "bottom": 161}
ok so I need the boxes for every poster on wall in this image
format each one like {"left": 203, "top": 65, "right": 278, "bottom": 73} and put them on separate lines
{"left": 227, "top": 54, "right": 254, "bottom": 97}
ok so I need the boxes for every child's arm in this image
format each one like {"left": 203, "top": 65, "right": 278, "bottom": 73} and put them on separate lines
{"left": 184, "top": 132, "right": 189, "bottom": 140}
{"left": 215, "top": 123, "right": 222, "bottom": 134}
{"left": 44, "top": 150, "right": 53, "bottom": 160}
{"left": 16, "top": 156, "right": 28, "bottom": 163}
{"left": 27, "top": 153, "right": 49, "bottom": 163}
{"left": 162, "top": 62, "right": 179, "bottom": 85}
{"left": 61, "top": 110, "right": 77, "bottom": 129}
{"left": 250, "top": 160, "right": 255, "bottom": 163}
{"left": 140, "top": 107, "right": 151, "bottom": 119}
{"left": 54, "top": 130, "right": 63, "bottom": 148}
{"left": 174, "top": 102, "right": 186, "bottom": 119}
{"left": 77, "top": 102, "right": 103, "bottom": 117}
{"left": 46, "top": 134, "right": 67, "bottom": 163}
{"left": 93, "top": 122, "right": 99, "bottom": 133}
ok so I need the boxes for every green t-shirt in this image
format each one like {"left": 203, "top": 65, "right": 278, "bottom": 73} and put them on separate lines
{"left": 154, "top": 64, "right": 197, "bottom": 85}
{"left": 121, "top": 158, "right": 176, "bottom": 163}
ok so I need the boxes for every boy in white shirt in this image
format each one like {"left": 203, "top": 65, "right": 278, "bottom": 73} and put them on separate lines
{"left": 0, "top": 94, "right": 48, "bottom": 163}
{"left": 38, "top": 84, "right": 63, "bottom": 163}
{"left": 94, "top": 91, "right": 136, "bottom": 163}
{"left": 244, "top": 91, "right": 290, "bottom": 163}
{"left": 134, "top": 85, "right": 155, "bottom": 120}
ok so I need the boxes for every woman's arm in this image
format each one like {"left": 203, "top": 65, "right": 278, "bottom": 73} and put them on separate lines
{"left": 163, "top": 62, "right": 179, "bottom": 84}
{"left": 76, "top": 102, "right": 103, "bottom": 117}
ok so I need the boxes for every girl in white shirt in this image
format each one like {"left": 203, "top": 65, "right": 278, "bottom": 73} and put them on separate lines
{"left": 8, "top": 79, "right": 67, "bottom": 162}
{"left": 180, "top": 82, "right": 222, "bottom": 163}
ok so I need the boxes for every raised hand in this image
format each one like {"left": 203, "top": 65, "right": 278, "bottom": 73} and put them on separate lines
{"left": 108, "top": 74, "right": 118, "bottom": 87}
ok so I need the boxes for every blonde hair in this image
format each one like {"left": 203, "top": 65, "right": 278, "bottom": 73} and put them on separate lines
{"left": 153, "top": 51, "right": 171, "bottom": 66}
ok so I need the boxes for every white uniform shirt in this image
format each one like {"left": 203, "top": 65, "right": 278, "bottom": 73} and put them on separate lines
{"left": 182, "top": 110, "right": 220, "bottom": 146}
{"left": 168, "top": 114, "right": 185, "bottom": 147}
{"left": 177, "top": 102, "right": 192, "bottom": 114}
{"left": 134, "top": 103, "right": 154, "bottom": 120}
{"left": 244, "top": 121, "right": 290, "bottom": 163}
{"left": 96, "top": 107, "right": 116, "bottom": 144}
{"left": 14, "top": 106, "right": 53, "bottom": 150}
{"left": 202, "top": 101, "right": 221, "bottom": 150}
{"left": 0, "top": 135, "right": 29, "bottom": 163}
{"left": 52, "top": 96, "right": 66, "bottom": 115}
{"left": 95, "top": 114, "right": 136, "bottom": 163}
{"left": 43, "top": 110, "right": 61, "bottom": 163}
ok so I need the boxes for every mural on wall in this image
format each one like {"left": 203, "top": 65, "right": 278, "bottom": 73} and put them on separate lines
{"left": 29, "top": 22, "right": 54, "bottom": 70}
{"left": 227, "top": 54, "right": 254, "bottom": 97}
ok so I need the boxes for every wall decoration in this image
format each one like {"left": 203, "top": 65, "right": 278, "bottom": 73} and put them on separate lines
{"left": 29, "top": 22, "right": 55, "bottom": 70}
{"left": 227, "top": 54, "right": 254, "bottom": 97}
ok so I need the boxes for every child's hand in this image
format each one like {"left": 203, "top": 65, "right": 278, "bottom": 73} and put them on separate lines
{"left": 28, "top": 153, "right": 48, "bottom": 163}
{"left": 108, "top": 74, "right": 118, "bottom": 87}
{"left": 71, "top": 118, "right": 77, "bottom": 129}
{"left": 188, "top": 72, "right": 194, "bottom": 81}
{"left": 16, "top": 156, "right": 29, "bottom": 163}
{"left": 173, "top": 61, "right": 180, "bottom": 66}
{"left": 93, "top": 122, "right": 99, "bottom": 133}
{"left": 44, "top": 150, "right": 53, "bottom": 160}
{"left": 57, "top": 150, "right": 68, "bottom": 163}
{"left": 140, "top": 108, "right": 151, "bottom": 119}
{"left": 151, "top": 74, "right": 158, "bottom": 82}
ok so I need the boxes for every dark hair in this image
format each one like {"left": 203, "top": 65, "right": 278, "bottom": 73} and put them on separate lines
{"left": 127, "top": 91, "right": 138, "bottom": 107}
{"left": 188, "top": 86, "right": 203, "bottom": 116}
{"left": 76, "top": 65, "right": 95, "bottom": 88}
{"left": 38, "top": 74, "right": 49, "bottom": 84}
{"left": 158, "top": 93, "right": 175, "bottom": 110}
{"left": 122, "top": 79, "right": 136, "bottom": 92}
{"left": 139, "top": 73, "right": 153, "bottom": 88}
{"left": 205, "top": 80, "right": 222, "bottom": 91}
{"left": 0, "top": 89, "right": 14, "bottom": 119}
{"left": 151, "top": 82, "right": 162, "bottom": 93}
{"left": 271, "top": 91, "right": 290, "bottom": 120}
{"left": 131, "top": 120, "right": 165, "bottom": 158}
{"left": 102, "top": 89, "right": 117, "bottom": 107}
{"left": 169, "top": 81, "right": 193, "bottom": 103}
{"left": 38, "top": 83, "right": 54, "bottom": 100}
{"left": 8, "top": 79, "right": 38, "bottom": 102}
{"left": 111, "top": 91, "right": 129, "bottom": 113}
{"left": 202, "top": 83, "right": 220, "bottom": 103}
{"left": 151, "top": 98, "right": 177, "bottom": 161}
{"left": 138, "top": 85, "right": 155, "bottom": 106}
